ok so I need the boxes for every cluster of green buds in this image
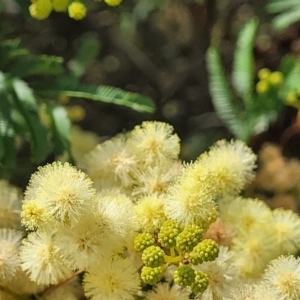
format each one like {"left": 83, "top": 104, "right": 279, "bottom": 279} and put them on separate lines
{"left": 134, "top": 220, "right": 219, "bottom": 294}
{"left": 29, "top": 0, "right": 123, "bottom": 21}
{"left": 256, "top": 68, "right": 284, "bottom": 94}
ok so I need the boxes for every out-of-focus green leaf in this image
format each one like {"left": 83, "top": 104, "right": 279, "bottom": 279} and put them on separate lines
{"left": 10, "top": 78, "right": 49, "bottom": 163}
{"left": 46, "top": 105, "right": 72, "bottom": 157}
{"left": 10, "top": 55, "right": 64, "bottom": 77}
{"left": 206, "top": 47, "right": 247, "bottom": 140}
{"left": 0, "top": 40, "right": 29, "bottom": 68}
{"left": 267, "top": 0, "right": 300, "bottom": 13}
{"left": 272, "top": 9, "right": 300, "bottom": 30}
{"left": 279, "top": 55, "right": 298, "bottom": 76}
{"left": 0, "top": 72, "right": 16, "bottom": 174}
{"left": 60, "top": 85, "right": 155, "bottom": 113}
{"left": 68, "top": 34, "right": 101, "bottom": 78}
{"left": 232, "top": 18, "right": 259, "bottom": 104}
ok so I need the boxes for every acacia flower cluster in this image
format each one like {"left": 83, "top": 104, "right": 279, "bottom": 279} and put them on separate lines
{"left": 1, "top": 121, "right": 300, "bottom": 299}
{"left": 29, "top": 0, "right": 123, "bottom": 20}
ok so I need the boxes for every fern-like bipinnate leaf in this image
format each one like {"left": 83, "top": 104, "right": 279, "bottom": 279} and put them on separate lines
{"left": 267, "top": 0, "right": 300, "bottom": 13}
{"left": 267, "top": 0, "right": 300, "bottom": 30}
{"left": 232, "top": 18, "right": 259, "bottom": 106}
{"left": 60, "top": 85, "right": 155, "bottom": 113}
{"left": 10, "top": 55, "right": 64, "bottom": 78}
{"left": 206, "top": 47, "right": 246, "bottom": 140}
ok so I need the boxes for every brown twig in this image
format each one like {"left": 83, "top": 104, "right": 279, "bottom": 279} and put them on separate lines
{"left": 37, "top": 270, "right": 84, "bottom": 299}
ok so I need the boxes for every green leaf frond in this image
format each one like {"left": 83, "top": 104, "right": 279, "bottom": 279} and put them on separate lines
{"left": 232, "top": 18, "right": 259, "bottom": 106}
{"left": 206, "top": 46, "right": 246, "bottom": 140}
{"left": 267, "top": 0, "right": 300, "bottom": 30}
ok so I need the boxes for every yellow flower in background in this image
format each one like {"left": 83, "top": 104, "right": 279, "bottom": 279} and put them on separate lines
{"left": 256, "top": 80, "right": 269, "bottom": 94}
{"left": 53, "top": 0, "right": 69, "bottom": 12}
{"left": 68, "top": 1, "right": 87, "bottom": 20}
{"left": 104, "top": 0, "right": 123, "bottom": 6}
{"left": 269, "top": 71, "right": 283, "bottom": 86}
{"left": 65, "top": 105, "right": 86, "bottom": 122}
{"left": 29, "top": 0, "right": 52, "bottom": 20}
{"left": 258, "top": 68, "right": 271, "bottom": 80}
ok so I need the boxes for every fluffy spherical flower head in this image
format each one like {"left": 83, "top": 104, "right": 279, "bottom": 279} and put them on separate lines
{"left": 98, "top": 195, "right": 138, "bottom": 243}
{"left": 31, "top": 162, "right": 96, "bottom": 225}
{"left": 135, "top": 195, "right": 167, "bottom": 233}
{"left": 0, "top": 228, "right": 23, "bottom": 283}
{"left": 70, "top": 126, "right": 98, "bottom": 167}
{"left": 263, "top": 255, "right": 300, "bottom": 299}
{"left": 85, "top": 135, "right": 137, "bottom": 189}
{"left": 231, "top": 227, "right": 278, "bottom": 278}
{"left": 20, "top": 231, "right": 72, "bottom": 285}
{"left": 198, "top": 139, "right": 256, "bottom": 197}
{"left": 128, "top": 121, "right": 180, "bottom": 166}
{"left": 0, "top": 180, "right": 22, "bottom": 229}
{"left": 83, "top": 256, "right": 140, "bottom": 300}
{"left": 218, "top": 197, "right": 272, "bottom": 232}
{"left": 104, "top": 0, "right": 123, "bottom": 6}
{"left": 21, "top": 199, "right": 51, "bottom": 230}
{"left": 52, "top": 0, "right": 69, "bottom": 12}
{"left": 29, "top": 0, "right": 52, "bottom": 20}
{"left": 68, "top": 1, "right": 87, "bottom": 20}
{"left": 146, "top": 282, "right": 190, "bottom": 300}
{"left": 55, "top": 214, "right": 113, "bottom": 270}
{"left": 272, "top": 208, "right": 300, "bottom": 254}
{"left": 132, "top": 162, "right": 181, "bottom": 197}
{"left": 165, "top": 179, "right": 218, "bottom": 227}
{"left": 252, "top": 284, "right": 287, "bottom": 300}
{"left": 223, "top": 284, "right": 256, "bottom": 300}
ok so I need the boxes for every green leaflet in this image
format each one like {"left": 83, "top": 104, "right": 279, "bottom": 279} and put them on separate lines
{"left": 206, "top": 47, "right": 246, "bottom": 140}
{"left": 46, "top": 105, "right": 72, "bottom": 158}
{"left": 10, "top": 78, "right": 49, "bottom": 163}
{"left": 267, "top": 0, "right": 300, "bottom": 30}
{"left": 266, "top": 0, "right": 300, "bottom": 13}
{"left": 60, "top": 85, "right": 155, "bottom": 113}
{"left": 10, "top": 55, "right": 64, "bottom": 78}
{"left": 232, "top": 18, "right": 259, "bottom": 106}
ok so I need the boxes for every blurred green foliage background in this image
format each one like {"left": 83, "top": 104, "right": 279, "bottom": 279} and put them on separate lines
{"left": 2, "top": 0, "right": 300, "bottom": 188}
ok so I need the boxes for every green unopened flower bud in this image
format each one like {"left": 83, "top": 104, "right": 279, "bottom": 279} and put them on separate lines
{"left": 141, "top": 266, "right": 162, "bottom": 285}
{"left": 190, "top": 270, "right": 209, "bottom": 293}
{"left": 134, "top": 233, "right": 155, "bottom": 252}
{"left": 176, "top": 224, "right": 203, "bottom": 253}
{"left": 142, "top": 245, "right": 165, "bottom": 267}
{"left": 158, "top": 220, "right": 181, "bottom": 249}
{"left": 174, "top": 265, "right": 195, "bottom": 287}
{"left": 190, "top": 239, "right": 219, "bottom": 265}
